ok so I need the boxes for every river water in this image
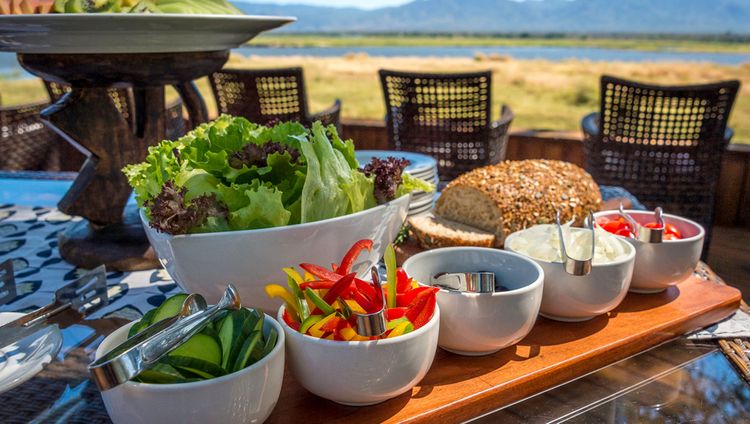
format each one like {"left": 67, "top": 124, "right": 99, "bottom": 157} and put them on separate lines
{"left": 2, "top": 45, "right": 748, "bottom": 79}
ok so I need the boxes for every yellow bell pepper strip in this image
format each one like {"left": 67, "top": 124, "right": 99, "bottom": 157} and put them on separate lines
{"left": 265, "top": 284, "right": 300, "bottom": 320}
{"left": 308, "top": 313, "right": 337, "bottom": 338}
{"left": 287, "top": 276, "right": 310, "bottom": 321}
{"left": 339, "top": 326, "right": 357, "bottom": 341}
{"left": 304, "top": 287, "right": 335, "bottom": 316}
{"left": 386, "top": 317, "right": 411, "bottom": 330}
{"left": 387, "top": 320, "right": 414, "bottom": 338}
{"left": 300, "top": 314, "right": 323, "bottom": 334}
{"left": 344, "top": 299, "right": 366, "bottom": 314}
{"left": 337, "top": 239, "right": 373, "bottom": 275}
{"left": 282, "top": 267, "right": 304, "bottom": 285}
{"left": 384, "top": 243, "right": 397, "bottom": 308}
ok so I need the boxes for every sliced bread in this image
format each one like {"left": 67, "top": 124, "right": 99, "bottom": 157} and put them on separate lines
{"left": 409, "top": 214, "right": 496, "bottom": 249}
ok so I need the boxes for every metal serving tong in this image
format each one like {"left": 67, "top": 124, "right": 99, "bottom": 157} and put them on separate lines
{"left": 339, "top": 267, "right": 387, "bottom": 337}
{"left": 618, "top": 203, "right": 665, "bottom": 243}
{"left": 89, "top": 285, "right": 240, "bottom": 391}
{"left": 0, "top": 264, "right": 108, "bottom": 349}
{"left": 431, "top": 272, "right": 496, "bottom": 293}
{"left": 556, "top": 210, "right": 595, "bottom": 276}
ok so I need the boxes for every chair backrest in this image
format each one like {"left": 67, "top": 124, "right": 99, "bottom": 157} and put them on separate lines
{"left": 44, "top": 80, "right": 135, "bottom": 126}
{"left": 379, "top": 70, "right": 493, "bottom": 180}
{"left": 0, "top": 101, "right": 61, "bottom": 171}
{"left": 585, "top": 75, "right": 740, "bottom": 232}
{"left": 209, "top": 67, "right": 309, "bottom": 125}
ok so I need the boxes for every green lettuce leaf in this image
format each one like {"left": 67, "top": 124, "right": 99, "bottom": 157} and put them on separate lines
{"left": 396, "top": 173, "right": 436, "bottom": 198}
{"left": 227, "top": 185, "right": 291, "bottom": 230}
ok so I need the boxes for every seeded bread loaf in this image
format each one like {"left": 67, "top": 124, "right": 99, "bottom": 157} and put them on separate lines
{"left": 434, "top": 160, "right": 601, "bottom": 246}
{"left": 409, "top": 214, "right": 496, "bottom": 249}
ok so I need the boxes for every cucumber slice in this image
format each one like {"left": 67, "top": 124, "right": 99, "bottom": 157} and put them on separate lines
{"left": 260, "top": 327, "right": 278, "bottom": 357}
{"left": 218, "top": 309, "right": 251, "bottom": 369}
{"left": 166, "top": 355, "right": 227, "bottom": 379}
{"left": 169, "top": 333, "right": 222, "bottom": 366}
{"left": 136, "top": 363, "right": 200, "bottom": 384}
{"left": 232, "top": 330, "right": 263, "bottom": 372}
{"left": 127, "top": 308, "right": 158, "bottom": 338}
{"left": 218, "top": 309, "right": 264, "bottom": 370}
{"left": 151, "top": 293, "right": 189, "bottom": 324}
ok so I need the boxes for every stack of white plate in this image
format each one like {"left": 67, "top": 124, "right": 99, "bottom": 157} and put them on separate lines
{"left": 356, "top": 150, "right": 439, "bottom": 217}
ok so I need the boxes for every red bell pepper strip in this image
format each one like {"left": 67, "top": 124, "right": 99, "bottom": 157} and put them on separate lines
{"left": 386, "top": 307, "right": 408, "bottom": 320}
{"left": 320, "top": 316, "right": 344, "bottom": 332}
{"left": 337, "top": 239, "right": 373, "bottom": 275}
{"left": 396, "top": 268, "right": 411, "bottom": 293}
{"left": 282, "top": 309, "right": 300, "bottom": 331}
{"left": 299, "top": 280, "right": 336, "bottom": 290}
{"left": 300, "top": 263, "right": 377, "bottom": 301}
{"left": 301, "top": 263, "right": 345, "bottom": 281}
{"left": 397, "top": 286, "right": 438, "bottom": 308}
{"left": 405, "top": 291, "right": 436, "bottom": 329}
{"left": 310, "top": 273, "right": 355, "bottom": 315}
{"left": 349, "top": 290, "right": 377, "bottom": 313}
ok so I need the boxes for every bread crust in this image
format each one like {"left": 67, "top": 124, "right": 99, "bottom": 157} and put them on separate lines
{"left": 435, "top": 160, "right": 601, "bottom": 245}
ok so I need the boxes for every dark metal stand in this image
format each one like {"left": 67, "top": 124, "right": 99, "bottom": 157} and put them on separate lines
{"left": 17, "top": 51, "right": 229, "bottom": 271}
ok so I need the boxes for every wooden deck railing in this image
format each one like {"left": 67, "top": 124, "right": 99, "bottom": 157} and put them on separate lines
{"left": 342, "top": 120, "right": 750, "bottom": 229}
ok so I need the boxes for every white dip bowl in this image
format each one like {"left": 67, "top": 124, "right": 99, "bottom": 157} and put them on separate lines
{"left": 95, "top": 317, "right": 285, "bottom": 424}
{"left": 142, "top": 194, "right": 410, "bottom": 314}
{"left": 505, "top": 227, "right": 636, "bottom": 322}
{"left": 402, "top": 247, "right": 544, "bottom": 356}
{"left": 593, "top": 210, "right": 705, "bottom": 294}
{"left": 278, "top": 304, "right": 439, "bottom": 406}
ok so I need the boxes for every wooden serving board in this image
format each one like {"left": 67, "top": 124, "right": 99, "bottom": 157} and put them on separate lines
{"left": 265, "top": 244, "right": 742, "bottom": 424}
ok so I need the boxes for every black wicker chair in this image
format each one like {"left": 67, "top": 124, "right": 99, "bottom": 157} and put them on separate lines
{"left": 0, "top": 99, "right": 62, "bottom": 171}
{"left": 379, "top": 69, "right": 513, "bottom": 182}
{"left": 208, "top": 67, "right": 342, "bottom": 130}
{"left": 44, "top": 81, "right": 187, "bottom": 141}
{"left": 582, "top": 75, "right": 740, "bottom": 255}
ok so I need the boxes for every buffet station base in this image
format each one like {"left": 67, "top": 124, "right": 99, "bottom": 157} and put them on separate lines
{"left": 263, "top": 247, "right": 741, "bottom": 423}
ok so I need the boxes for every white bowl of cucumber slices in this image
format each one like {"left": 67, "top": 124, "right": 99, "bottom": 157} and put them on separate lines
{"left": 95, "top": 296, "right": 285, "bottom": 424}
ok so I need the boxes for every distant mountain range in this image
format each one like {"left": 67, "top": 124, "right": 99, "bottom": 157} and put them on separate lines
{"left": 238, "top": 0, "right": 750, "bottom": 34}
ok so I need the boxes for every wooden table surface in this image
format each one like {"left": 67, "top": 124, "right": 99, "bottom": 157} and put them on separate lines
{"left": 265, "top": 268, "right": 741, "bottom": 424}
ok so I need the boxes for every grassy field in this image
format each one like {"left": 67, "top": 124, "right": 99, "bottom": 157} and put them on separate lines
{"left": 254, "top": 34, "right": 750, "bottom": 53}
{"left": 3, "top": 54, "right": 749, "bottom": 143}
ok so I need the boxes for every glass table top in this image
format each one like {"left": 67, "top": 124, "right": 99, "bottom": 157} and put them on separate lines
{"left": 470, "top": 339, "right": 750, "bottom": 423}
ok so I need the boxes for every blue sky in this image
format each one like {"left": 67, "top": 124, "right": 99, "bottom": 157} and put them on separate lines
{"left": 238, "top": 0, "right": 413, "bottom": 10}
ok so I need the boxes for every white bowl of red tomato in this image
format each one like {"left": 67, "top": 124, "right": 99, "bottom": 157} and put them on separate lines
{"left": 594, "top": 210, "right": 705, "bottom": 293}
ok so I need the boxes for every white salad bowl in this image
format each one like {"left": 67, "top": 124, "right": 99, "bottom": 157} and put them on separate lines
{"left": 95, "top": 317, "right": 285, "bottom": 424}
{"left": 505, "top": 228, "right": 636, "bottom": 322}
{"left": 278, "top": 304, "right": 439, "bottom": 406}
{"left": 593, "top": 210, "right": 705, "bottom": 294}
{"left": 142, "top": 194, "right": 410, "bottom": 314}
{"left": 402, "top": 247, "right": 544, "bottom": 356}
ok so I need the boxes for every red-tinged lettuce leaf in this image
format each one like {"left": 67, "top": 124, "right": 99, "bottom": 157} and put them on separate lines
{"left": 146, "top": 181, "right": 228, "bottom": 235}
{"left": 361, "top": 156, "right": 410, "bottom": 204}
